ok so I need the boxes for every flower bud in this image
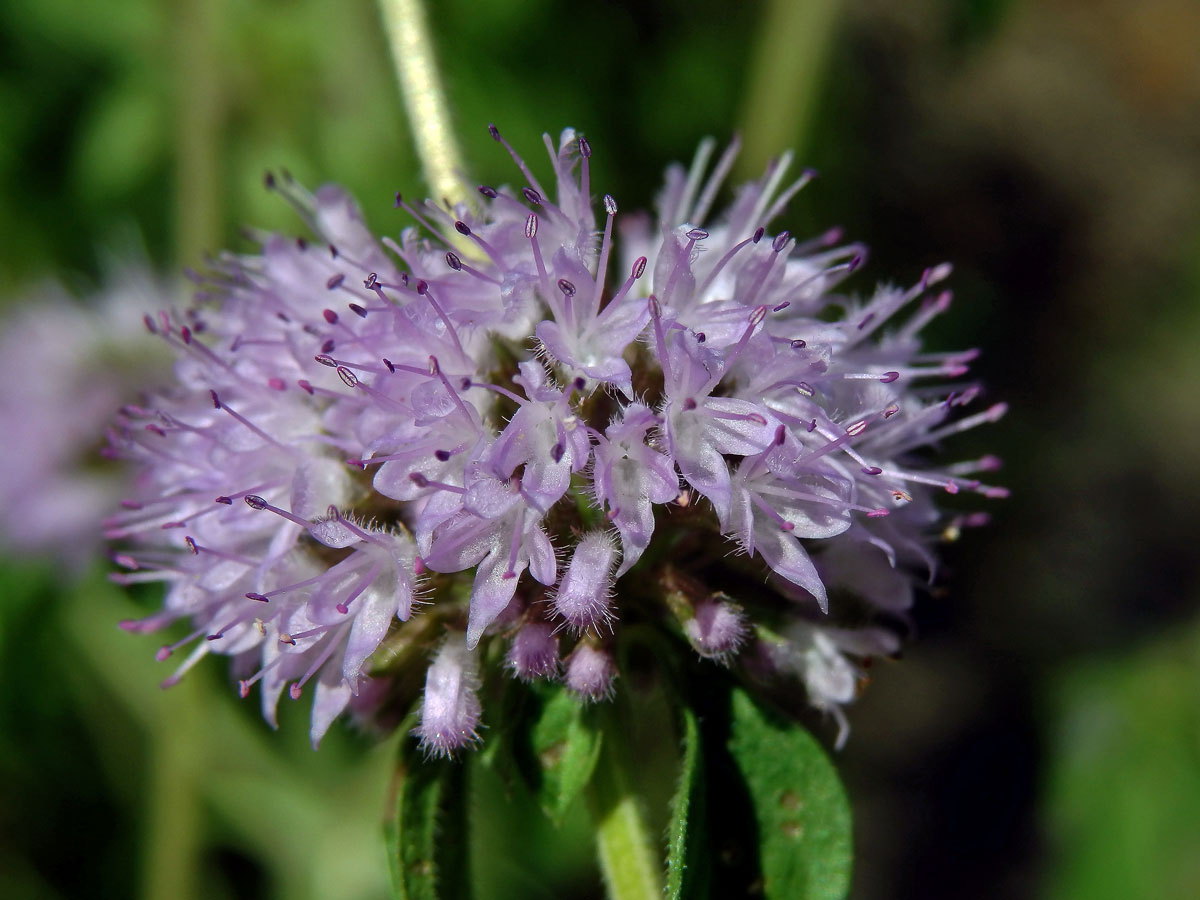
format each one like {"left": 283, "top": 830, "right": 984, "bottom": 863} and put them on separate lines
{"left": 506, "top": 622, "right": 559, "bottom": 681}
{"left": 683, "top": 596, "right": 747, "bottom": 663}
{"left": 565, "top": 643, "right": 617, "bottom": 702}
{"left": 552, "top": 531, "right": 618, "bottom": 632}
{"left": 413, "top": 639, "right": 481, "bottom": 756}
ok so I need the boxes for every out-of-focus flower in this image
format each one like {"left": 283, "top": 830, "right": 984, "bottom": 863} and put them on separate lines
{"left": 0, "top": 268, "right": 171, "bottom": 567}
{"left": 108, "top": 128, "right": 1004, "bottom": 750}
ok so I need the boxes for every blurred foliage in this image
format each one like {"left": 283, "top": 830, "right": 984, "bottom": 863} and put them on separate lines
{"left": 1045, "top": 617, "right": 1200, "bottom": 900}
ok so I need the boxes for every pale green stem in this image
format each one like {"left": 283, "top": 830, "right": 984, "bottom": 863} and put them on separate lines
{"left": 736, "top": 0, "right": 842, "bottom": 176}
{"left": 142, "top": 679, "right": 204, "bottom": 900}
{"left": 588, "top": 705, "right": 663, "bottom": 900}
{"left": 174, "top": 0, "right": 223, "bottom": 266}
{"left": 378, "top": 0, "right": 469, "bottom": 207}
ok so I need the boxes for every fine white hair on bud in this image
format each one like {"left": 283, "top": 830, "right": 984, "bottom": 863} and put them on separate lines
{"left": 413, "top": 638, "right": 482, "bottom": 757}
{"left": 551, "top": 531, "right": 619, "bottom": 633}
{"left": 565, "top": 643, "right": 617, "bottom": 702}
{"left": 505, "top": 621, "right": 560, "bottom": 681}
{"left": 684, "top": 597, "right": 748, "bottom": 663}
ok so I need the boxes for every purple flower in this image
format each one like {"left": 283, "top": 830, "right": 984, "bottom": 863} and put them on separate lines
{"left": 108, "top": 127, "right": 1004, "bottom": 750}
{"left": 0, "top": 269, "right": 171, "bottom": 565}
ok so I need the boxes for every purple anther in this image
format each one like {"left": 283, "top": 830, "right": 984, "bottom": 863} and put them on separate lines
{"left": 416, "top": 280, "right": 428, "bottom": 295}
{"left": 579, "top": 136, "right": 592, "bottom": 158}
{"left": 321, "top": 339, "right": 335, "bottom": 354}
{"left": 434, "top": 449, "right": 452, "bottom": 462}
{"left": 244, "top": 495, "right": 268, "bottom": 510}
{"left": 454, "top": 221, "right": 471, "bottom": 236}
{"left": 329, "top": 244, "right": 339, "bottom": 259}
{"left": 326, "top": 273, "right": 345, "bottom": 290}
{"left": 550, "top": 442, "right": 565, "bottom": 463}
{"left": 488, "top": 123, "right": 501, "bottom": 140}
{"left": 322, "top": 309, "right": 338, "bottom": 324}
{"left": 848, "top": 254, "right": 863, "bottom": 271}
{"left": 298, "top": 380, "right": 314, "bottom": 394}
{"left": 880, "top": 371, "right": 900, "bottom": 383}
{"left": 772, "top": 231, "right": 791, "bottom": 252}
{"left": 558, "top": 279, "right": 576, "bottom": 296}
{"left": 382, "top": 358, "right": 395, "bottom": 373}
{"left": 336, "top": 366, "right": 358, "bottom": 387}
{"left": 687, "top": 228, "right": 709, "bottom": 241}
{"left": 214, "top": 496, "right": 233, "bottom": 505}
{"left": 603, "top": 194, "right": 617, "bottom": 216}
{"left": 862, "top": 466, "right": 883, "bottom": 476}
{"left": 180, "top": 326, "right": 192, "bottom": 344}
{"left": 752, "top": 227, "right": 765, "bottom": 243}
{"left": 264, "top": 171, "right": 276, "bottom": 189}
{"left": 296, "top": 237, "right": 308, "bottom": 251}
{"left": 364, "top": 272, "right": 379, "bottom": 289}
{"left": 349, "top": 303, "right": 367, "bottom": 318}
{"left": 314, "top": 354, "right": 336, "bottom": 368}
{"left": 409, "top": 473, "right": 430, "bottom": 488}
{"left": 246, "top": 592, "right": 269, "bottom": 602}
{"left": 525, "top": 213, "right": 539, "bottom": 239}
{"left": 696, "top": 332, "right": 706, "bottom": 343}
{"left": 185, "top": 536, "right": 198, "bottom": 554}
{"left": 774, "top": 302, "right": 791, "bottom": 312}
{"left": 523, "top": 187, "right": 543, "bottom": 205}
{"left": 867, "top": 508, "right": 889, "bottom": 518}
{"left": 682, "top": 398, "right": 698, "bottom": 411}
{"left": 143, "top": 314, "right": 157, "bottom": 334}
{"left": 209, "top": 390, "right": 221, "bottom": 409}
{"left": 632, "top": 256, "right": 647, "bottom": 279}
{"left": 446, "top": 252, "right": 463, "bottom": 271}
{"left": 478, "top": 185, "right": 498, "bottom": 198}
{"left": 267, "top": 377, "right": 286, "bottom": 391}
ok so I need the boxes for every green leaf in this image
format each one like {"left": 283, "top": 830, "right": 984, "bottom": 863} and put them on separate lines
{"left": 727, "top": 689, "right": 851, "bottom": 900}
{"left": 666, "top": 703, "right": 707, "bottom": 899}
{"left": 387, "top": 744, "right": 468, "bottom": 900}
{"left": 520, "top": 682, "right": 604, "bottom": 825}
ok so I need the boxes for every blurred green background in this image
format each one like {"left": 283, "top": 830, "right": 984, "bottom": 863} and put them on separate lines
{"left": 2, "top": 0, "right": 1199, "bottom": 898}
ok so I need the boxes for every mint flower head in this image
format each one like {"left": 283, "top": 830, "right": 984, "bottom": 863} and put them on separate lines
{"left": 109, "top": 126, "right": 1004, "bottom": 751}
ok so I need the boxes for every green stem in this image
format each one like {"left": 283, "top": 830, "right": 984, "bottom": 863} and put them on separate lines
{"left": 142, "top": 679, "right": 204, "bottom": 900}
{"left": 736, "top": 0, "right": 842, "bottom": 176}
{"left": 174, "top": 0, "right": 223, "bottom": 266}
{"left": 377, "top": 0, "right": 469, "bottom": 207}
{"left": 587, "top": 704, "right": 663, "bottom": 900}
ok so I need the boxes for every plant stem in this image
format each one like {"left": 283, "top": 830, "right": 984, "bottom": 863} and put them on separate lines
{"left": 377, "top": 0, "right": 469, "bottom": 208}
{"left": 587, "top": 704, "right": 663, "bottom": 900}
{"left": 736, "top": 0, "right": 842, "bottom": 176}
{"left": 174, "top": 0, "right": 223, "bottom": 266}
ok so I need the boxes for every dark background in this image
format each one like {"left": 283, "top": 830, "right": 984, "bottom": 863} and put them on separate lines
{"left": 2, "top": 0, "right": 1198, "bottom": 898}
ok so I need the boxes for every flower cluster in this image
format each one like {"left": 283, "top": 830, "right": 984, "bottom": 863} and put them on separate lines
{"left": 109, "top": 128, "right": 1004, "bottom": 751}
{"left": 0, "top": 268, "right": 171, "bottom": 566}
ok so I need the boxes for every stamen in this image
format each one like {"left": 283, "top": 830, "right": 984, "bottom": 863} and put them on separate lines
{"left": 588, "top": 195, "right": 617, "bottom": 319}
